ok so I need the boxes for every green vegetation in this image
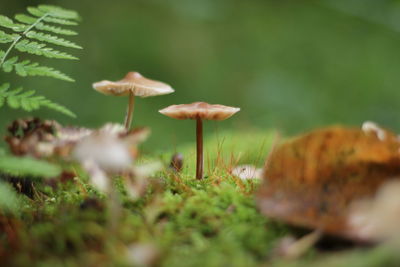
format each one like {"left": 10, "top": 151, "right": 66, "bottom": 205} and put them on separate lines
{"left": 0, "top": 4, "right": 80, "bottom": 117}
{"left": 0, "top": 83, "right": 75, "bottom": 117}
{"left": 0, "top": 129, "right": 397, "bottom": 266}
{"left": 0, "top": 130, "right": 284, "bottom": 266}
{"left": 0, "top": 154, "right": 61, "bottom": 178}
{"left": 1, "top": 1, "right": 400, "bottom": 266}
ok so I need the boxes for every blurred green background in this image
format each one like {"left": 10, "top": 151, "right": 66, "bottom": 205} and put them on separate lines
{"left": 1, "top": 0, "right": 400, "bottom": 150}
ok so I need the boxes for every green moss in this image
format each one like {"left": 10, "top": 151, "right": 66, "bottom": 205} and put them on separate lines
{"left": 0, "top": 129, "right": 399, "bottom": 266}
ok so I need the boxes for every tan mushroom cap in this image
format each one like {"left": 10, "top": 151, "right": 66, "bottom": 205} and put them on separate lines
{"left": 159, "top": 102, "right": 240, "bottom": 121}
{"left": 92, "top": 71, "right": 174, "bottom": 97}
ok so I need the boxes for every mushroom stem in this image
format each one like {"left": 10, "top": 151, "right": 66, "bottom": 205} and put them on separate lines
{"left": 196, "top": 117, "right": 203, "bottom": 180}
{"left": 124, "top": 91, "right": 135, "bottom": 130}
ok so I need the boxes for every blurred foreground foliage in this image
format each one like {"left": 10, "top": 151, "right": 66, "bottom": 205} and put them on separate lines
{"left": 0, "top": 130, "right": 399, "bottom": 266}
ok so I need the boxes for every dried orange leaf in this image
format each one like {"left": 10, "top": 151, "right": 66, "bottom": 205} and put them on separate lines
{"left": 257, "top": 125, "right": 400, "bottom": 242}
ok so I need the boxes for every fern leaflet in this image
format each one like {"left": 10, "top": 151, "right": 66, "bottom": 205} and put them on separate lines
{"left": 0, "top": 83, "right": 76, "bottom": 117}
{"left": 2, "top": 56, "right": 74, "bottom": 81}
{"left": 0, "top": 15, "right": 26, "bottom": 32}
{"left": 0, "top": 154, "right": 62, "bottom": 178}
{"left": 0, "top": 5, "right": 80, "bottom": 68}
{"left": 0, "top": 5, "right": 81, "bottom": 117}
{"left": 0, "top": 182, "right": 20, "bottom": 214}
{"left": 15, "top": 40, "right": 77, "bottom": 59}
{"left": 36, "top": 5, "right": 80, "bottom": 20}
{"left": 0, "top": 30, "right": 18, "bottom": 43}
{"left": 26, "top": 31, "right": 81, "bottom": 49}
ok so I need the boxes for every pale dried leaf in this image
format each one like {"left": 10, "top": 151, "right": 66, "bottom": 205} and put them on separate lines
{"left": 231, "top": 165, "right": 262, "bottom": 180}
{"left": 126, "top": 243, "right": 160, "bottom": 266}
{"left": 273, "top": 230, "right": 322, "bottom": 260}
{"left": 82, "top": 159, "right": 109, "bottom": 192}
{"left": 73, "top": 132, "right": 132, "bottom": 171}
{"left": 348, "top": 179, "right": 400, "bottom": 242}
{"left": 133, "top": 161, "right": 163, "bottom": 179}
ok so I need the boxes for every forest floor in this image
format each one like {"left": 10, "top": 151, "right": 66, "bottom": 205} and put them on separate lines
{"left": 1, "top": 129, "right": 399, "bottom": 266}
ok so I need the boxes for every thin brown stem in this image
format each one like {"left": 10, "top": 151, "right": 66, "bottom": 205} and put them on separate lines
{"left": 196, "top": 118, "right": 203, "bottom": 180}
{"left": 124, "top": 91, "right": 135, "bottom": 130}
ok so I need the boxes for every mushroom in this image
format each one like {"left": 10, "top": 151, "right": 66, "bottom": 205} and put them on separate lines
{"left": 159, "top": 102, "right": 240, "bottom": 179}
{"left": 93, "top": 72, "right": 174, "bottom": 130}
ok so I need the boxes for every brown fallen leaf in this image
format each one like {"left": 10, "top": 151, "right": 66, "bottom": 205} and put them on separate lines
{"left": 4, "top": 118, "right": 150, "bottom": 161}
{"left": 4, "top": 118, "right": 61, "bottom": 157}
{"left": 169, "top": 153, "right": 183, "bottom": 172}
{"left": 257, "top": 124, "right": 400, "bottom": 242}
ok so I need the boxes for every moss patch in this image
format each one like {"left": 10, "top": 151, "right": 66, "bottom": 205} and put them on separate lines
{"left": 0, "top": 129, "right": 399, "bottom": 266}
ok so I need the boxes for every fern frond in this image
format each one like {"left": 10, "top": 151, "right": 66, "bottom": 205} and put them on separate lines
{"left": 44, "top": 17, "right": 78, "bottom": 26}
{"left": 23, "top": 62, "right": 72, "bottom": 82}
{"left": 0, "top": 15, "right": 26, "bottom": 32}
{"left": 40, "top": 100, "right": 77, "bottom": 117}
{"left": 0, "top": 5, "right": 81, "bottom": 66}
{"left": 17, "top": 62, "right": 74, "bottom": 81}
{"left": 0, "top": 182, "right": 20, "bottom": 214}
{"left": 14, "top": 14, "right": 37, "bottom": 24}
{"left": 26, "top": 7, "right": 47, "bottom": 18}
{"left": 0, "top": 83, "right": 76, "bottom": 117}
{"left": 26, "top": 31, "right": 81, "bottom": 49}
{"left": 2, "top": 57, "right": 73, "bottom": 81}
{"left": 15, "top": 40, "right": 78, "bottom": 60}
{"left": 35, "top": 22, "right": 77, "bottom": 36}
{"left": 0, "top": 154, "right": 61, "bottom": 178}
{"left": 2, "top": 56, "right": 18, "bottom": 72}
{"left": 27, "top": 7, "right": 78, "bottom": 26}
{"left": 0, "top": 82, "right": 10, "bottom": 92}
{"left": 38, "top": 5, "right": 80, "bottom": 20}
{"left": 14, "top": 14, "right": 78, "bottom": 36}
{"left": 0, "top": 30, "right": 18, "bottom": 43}
{"left": 0, "top": 5, "right": 81, "bottom": 116}
{"left": 6, "top": 87, "right": 30, "bottom": 108}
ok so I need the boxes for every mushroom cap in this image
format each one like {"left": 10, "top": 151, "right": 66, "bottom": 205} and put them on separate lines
{"left": 92, "top": 72, "right": 174, "bottom": 97}
{"left": 159, "top": 102, "right": 240, "bottom": 121}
